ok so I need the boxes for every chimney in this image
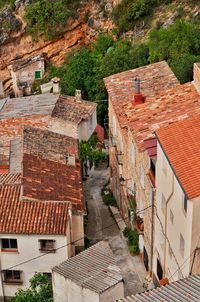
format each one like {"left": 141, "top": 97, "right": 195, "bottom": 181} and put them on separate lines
{"left": 75, "top": 89, "right": 82, "bottom": 102}
{"left": 193, "top": 63, "right": 200, "bottom": 91}
{"left": 52, "top": 77, "right": 60, "bottom": 94}
{"left": 133, "top": 77, "right": 145, "bottom": 105}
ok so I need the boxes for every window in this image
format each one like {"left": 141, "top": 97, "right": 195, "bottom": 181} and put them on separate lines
{"left": 182, "top": 194, "right": 187, "bottom": 213}
{"left": 180, "top": 233, "right": 185, "bottom": 257}
{"left": 162, "top": 153, "right": 167, "bottom": 175}
{"left": 168, "top": 244, "right": 172, "bottom": 258}
{"left": 160, "top": 231, "right": 165, "bottom": 248}
{"left": 3, "top": 270, "right": 22, "bottom": 283}
{"left": 161, "top": 193, "right": 166, "bottom": 213}
{"left": 1, "top": 238, "right": 17, "bottom": 250}
{"left": 139, "top": 199, "right": 144, "bottom": 218}
{"left": 39, "top": 240, "right": 55, "bottom": 252}
{"left": 35, "top": 70, "right": 42, "bottom": 79}
{"left": 130, "top": 143, "right": 135, "bottom": 165}
{"left": 140, "top": 165, "right": 145, "bottom": 188}
{"left": 170, "top": 209, "right": 174, "bottom": 224}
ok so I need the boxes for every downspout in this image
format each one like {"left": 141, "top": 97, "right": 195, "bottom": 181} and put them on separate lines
{"left": 150, "top": 187, "right": 155, "bottom": 276}
{"left": 0, "top": 251, "right": 5, "bottom": 302}
{"left": 163, "top": 174, "right": 174, "bottom": 276}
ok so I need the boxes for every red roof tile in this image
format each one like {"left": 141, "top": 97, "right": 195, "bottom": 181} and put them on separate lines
{"left": 156, "top": 115, "right": 200, "bottom": 199}
{"left": 22, "top": 153, "right": 84, "bottom": 212}
{"left": 0, "top": 180, "right": 69, "bottom": 235}
{"left": 104, "top": 61, "right": 200, "bottom": 151}
{"left": 52, "top": 95, "right": 96, "bottom": 124}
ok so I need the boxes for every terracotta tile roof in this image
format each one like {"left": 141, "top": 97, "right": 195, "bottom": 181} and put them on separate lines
{"left": 22, "top": 153, "right": 84, "bottom": 212}
{"left": 23, "top": 127, "right": 79, "bottom": 163}
{"left": 52, "top": 95, "right": 97, "bottom": 124}
{"left": 155, "top": 115, "right": 200, "bottom": 199}
{"left": 0, "top": 179, "right": 69, "bottom": 235}
{"left": 104, "top": 61, "right": 200, "bottom": 151}
{"left": 0, "top": 173, "right": 21, "bottom": 185}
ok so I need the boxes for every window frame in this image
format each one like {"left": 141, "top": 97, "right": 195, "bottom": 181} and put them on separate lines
{"left": 1, "top": 238, "right": 18, "bottom": 251}
{"left": 3, "top": 270, "right": 22, "bottom": 284}
{"left": 180, "top": 233, "right": 185, "bottom": 257}
{"left": 39, "top": 239, "right": 56, "bottom": 253}
{"left": 35, "top": 70, "right": 42, "bottom": 79}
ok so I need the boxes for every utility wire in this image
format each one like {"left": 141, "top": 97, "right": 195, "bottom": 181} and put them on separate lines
{"left": 1, "top": 205, "right": 151, "bottom": 272}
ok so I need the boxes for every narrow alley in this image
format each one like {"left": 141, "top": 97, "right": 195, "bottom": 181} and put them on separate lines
{"left": 84, "top": 166, "right": 146, "bottom": 297}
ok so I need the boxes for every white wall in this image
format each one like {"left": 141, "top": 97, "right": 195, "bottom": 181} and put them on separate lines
{"left": 154, "top": 143, "right": 193, "bottom": 282}
{"left": 52, "top": 272, "right": 124, "bottom": 302}
{"left": 78, "top": 110, "right": 97, "bottom": 141}
{"left": 49, "top": 117, "right": 78, "bottom": 139}
{"left": 53, "top": 273, "right": 99, "bottom": 302}
{"left": 0, "top": 234, "right": 68, "bottom": 299}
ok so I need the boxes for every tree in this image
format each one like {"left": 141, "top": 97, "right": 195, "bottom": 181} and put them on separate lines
{"left": 148, "top": 20, "right": 200, "bottom": 83}
{"left": 24, "top": 0, "right": 80, "bottom": 40}
{"left": 11, "top": 273, "right": 53, "bottom": 302}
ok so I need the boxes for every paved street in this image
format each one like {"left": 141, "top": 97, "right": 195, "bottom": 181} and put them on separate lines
{"left": 84, "top": 166, "right": 146, "bottom": 296}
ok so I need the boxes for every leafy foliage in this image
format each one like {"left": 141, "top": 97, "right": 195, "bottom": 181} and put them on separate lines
{"left": 24, "top": 0, "right": 80, "bottom": 39}
{"left": 123, "top": 227, "right": 139, "bottom": 254}
{"left": 148, "top": 20, "right": 200, "bottom": 82}
{"left": 79, "top": 135, "right": 107, "bottom": 168}
{"left": 112, "top": 0, "right": 172, "bottom": 32}
{"left": 46, "top": 34, "right": 149, "bottom": 124}
{"left": 11, "top": 273, "right": 53, "bottom": 302}
{"left": 101, "top": 188, "right": 117, "bottom": 207}
{"left": 0, "top": 0, "right": 15, "bottom": 10}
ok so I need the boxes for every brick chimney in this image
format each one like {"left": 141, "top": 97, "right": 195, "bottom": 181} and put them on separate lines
{"left": 133, "top": 77, "right": 145, "bottom": 105}
{"left": 193, "top": 63, "right": 200, "bottom": 91}
{"left": 75, "top": 89, "right": 82, "bottom": 103}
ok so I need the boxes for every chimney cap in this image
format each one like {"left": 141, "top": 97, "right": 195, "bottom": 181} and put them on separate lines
{"left": 51, "top": 77, "right": 60, "bottom": 83}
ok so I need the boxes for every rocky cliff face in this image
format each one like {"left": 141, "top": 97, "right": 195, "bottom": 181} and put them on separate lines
{"left": 0, "top": 0, "right": 115, "bottom": 93}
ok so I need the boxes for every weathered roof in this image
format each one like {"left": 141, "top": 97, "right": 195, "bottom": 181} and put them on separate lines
{"left": 104, "top": 61, "right": 200, "bottom": 151}
{"left": 52, "top": 95, "right": 97, "bottom": 124}
{"left": 0, "top": 177, "right": 69, "bottom": 235}
{"left": 23, "top": 126, "right": 79, "bottom": 163}
{"left": 11, "top": 54, "right": 44, "bottom": 72}
{"left": 156, "top": 115, "right": 200, "bottom": 199}
{"left": 118, "top": 274, "right": 200, "bottom": 302}
{"left": 22, "top": 153, "right": 83, "bottom": 212}
{"left": 53, "top": 241, "right": 123, "bottom": 293}
{"left": 0, "top": 93, "right": 58, "bottom": 120}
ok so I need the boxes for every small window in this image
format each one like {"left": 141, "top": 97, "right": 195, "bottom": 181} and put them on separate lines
{"left": 170, "top": 209, "right": 174, "bottom": 224}
{"left": 140, "top": 165, "right": 145, "bottom": 189}
{"left": 1, "top": 238, "right": 17, "bottom": 250}
{"left": 42, "top": 272, "right": 52, "bottom": 280}
{"left": 35, "top": 70, "right": 42, "bottom": 79}
{"left": 168, "top": 245, "right": 172, "bottom": 258}
{"left": 130, "top": 143, "right": 135, "bottom": 165}
{"left": 39, "top": 240, "right": 55, "bottom": 252}
{"left": 180, "top": 233, "right": 185, "bottom": 257}
{"left": 162, "top": 153, "right": 167, "bottom": 175}
{"left": 3, "top": 270, "right": 22, "bottom": 283}
{"left": 182, "top": 194, "right": 187, "bottom": 213}
{"left": 161, "top": 193, "right": 166, "bottom": 213}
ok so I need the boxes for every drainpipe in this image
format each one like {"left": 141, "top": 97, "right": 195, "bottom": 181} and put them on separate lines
{"left": 163, "top": 175, "right": 174, "bottom": 276}
{"left": 0, "top": 249, "right": 5, "bottom": 302}
{"left": 150, "top": 187, "right": 155, "bottom": 276}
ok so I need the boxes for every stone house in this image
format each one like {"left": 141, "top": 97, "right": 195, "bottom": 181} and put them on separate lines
{"left": 104, "top": 61, "right": 200, "bottom": 275}
{"left": 0, "top": 126, "right": 84, "bottom": 301}
{"left": 52, "top": 241, "right": 124, "bottom": 302}
{"left": 154, "top": 115, "right": 200, "bottom": 284}
{"left": 10, "top": 54, "right": 45, "bottom": 97}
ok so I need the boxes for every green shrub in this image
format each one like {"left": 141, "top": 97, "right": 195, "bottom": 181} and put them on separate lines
{"left": 129, "top": 243, "right": 139, "bottom": 254}
{"left": 24, "top": 0, "right": 80, "bottom": 40}
{"left": 123, "top": 227, "right": 132, "bottom": 238}
{"left": 102, "top": 190, "right": 117, "bottom": 207}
